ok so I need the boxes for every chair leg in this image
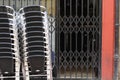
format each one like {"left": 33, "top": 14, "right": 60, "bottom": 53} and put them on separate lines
{"left": 0, "top": 72, "right": 3, "bottom": 80}
{"left": 24, "top": 57, "right": 30, "bottom": 80}
{"left": 15, "top": 58, "right": 20, "bottom": 80}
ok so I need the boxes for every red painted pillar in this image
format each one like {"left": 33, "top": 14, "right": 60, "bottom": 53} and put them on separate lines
{"left": 102, "top": 0, "right": 115, "bottom": 80}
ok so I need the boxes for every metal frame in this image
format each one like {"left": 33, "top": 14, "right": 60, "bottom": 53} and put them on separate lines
{"left": 114, "top": 0, "right": 119, "bottom": 80}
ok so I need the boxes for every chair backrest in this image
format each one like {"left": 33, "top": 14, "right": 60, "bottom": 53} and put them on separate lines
{"left": 0, "top": 6, "right": 15, "bottom": 58}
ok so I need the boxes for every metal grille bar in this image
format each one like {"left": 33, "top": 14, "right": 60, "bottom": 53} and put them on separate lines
{"left": 114, "top": 0, "right": 119, "bottom": 80}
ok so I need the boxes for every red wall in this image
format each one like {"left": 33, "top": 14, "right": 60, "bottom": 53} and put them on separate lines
{"left": 102, "top": 0, "right": 115, "bottom": 80}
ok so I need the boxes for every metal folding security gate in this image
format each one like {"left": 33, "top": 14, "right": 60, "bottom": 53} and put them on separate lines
{"left": 56, "top": 0, "right": 102, "bottom": 79}
{"left": 0, "top": 0, "right": 102, "bottom": 80}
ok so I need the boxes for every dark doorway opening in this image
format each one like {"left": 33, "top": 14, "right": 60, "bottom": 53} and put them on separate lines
{"left": 56, "top": 0, "right": 101, "bottom": 79}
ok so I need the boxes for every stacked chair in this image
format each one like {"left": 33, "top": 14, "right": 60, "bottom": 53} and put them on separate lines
{"left": 0, "top": 6, "right": 20, "bottom": 80}
{"left": 18, "top": 6, "right": 53, "bottom": 80}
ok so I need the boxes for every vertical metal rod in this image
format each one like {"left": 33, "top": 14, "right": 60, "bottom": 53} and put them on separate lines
{"left": 21, "top": 0, "right": 22, "bottom": 8}
{"left": 57, "top": 0, "right": 60, "bottom": 78}
{"left": 81, "top": 0, "right": 83, "bottom": 77}
{"left": 64, "top": 0, "right": 67, "bottom": 78}
{"left": 29, "top": 0, "right": 31, "bottom": 5}
{"left": 27, "top": 0, "right": 28, "bottom": 5}
{"left": 51, "top": 0, "right": 53, "bottom": 16}
{"left": 9, "top": 0, "right": 10, "bottom": 6}
{"left": 75, "top": 0, "right": 78, "bottom": 78}
{"left": 81, "top": 32, "right": 83, "bottom": 77}
{"left": 93, "top": 0, "right": 95, "bottom": 16}
{"left": 98, "top": 0, "right": 102, "bottom": 79}
{"left": 87, "top": 0, "right": 89, "bottom": 16}
{"left": 69, "top": 0, "right": 72, "bottom": 78}
{"left": 45, "top": 0, "right": 47, "bottom": 9}
{"left": 87, "top": 0, "right": 90, "bottom": 79}
{"left": 15, "top": 0, "right": 17, "bottom": 10}
{"left": 87, "top": 25, "right": 89, "bottom": 78}
{"left": 81, "top": 0, "right": 83, "bottom": 16}
{"left": 75, "top": 0, "right": 77, "bottom": 16}
{"left": 70, "top": 33, "right": 72, "bottom": 78}
{"left": 24, "top": 0, "right": 25, "bottom": 7}
{"left": 39, "top": 0, "right": 41, "bottom": 5}
{"left": 63, "top": 0, "right": 67, "bottom": 78}
{"left": 64, "top": 0, "right": 66, "bottom": 16}
{"left": 50, "top": 0, "right": 53, "bottom": 55}
{"left": 3, "top": 0, "right": 4, "bottom": 5}
{"left": 70, "top": 0, "right": 72, "bottom": 16}
{"left": 75, "top": 32, "right": 78, "bottom": 78}
{"left": 92, "top": 29, "right": 95, "bottom": 79}
{"left": 33, "top": 0, "right": 35, "bottom": 5}
{"left": 64, "top": 32, "right": 67, "bottom": 78}
{"left": 91, "top": 0, "right": 94, "bottom": 78}
{"left": 49, "top": 0, "right": 54, "bottom": 78}
{"left": 114, "top": 0, "right": 119, "bottom": 80}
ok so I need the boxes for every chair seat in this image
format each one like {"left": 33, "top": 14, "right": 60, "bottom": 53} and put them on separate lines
{"left": 23, "top": 6, "right": 45, "bottom": 12}
{"left": 25, "top": 27, "right": 45, "bottom": 32}
{"left": 0, "top": 48, "right": 15, "bottom": 53}
{"left": 0, "top": 34, "right": 13, "bottom": 38}
{"left": 0, "top": 19, "right": 12, "bottom": 23}
{"left": 27, "top": 52, "right": 46, "bottom": 56}
{"left": 0, "top": 53, "right": 15, "bottom": 57}
{"left": 0, "top": 44, "right": 14, "bottom": 48}
{"left": 25, "top": 22, "right": 44, "bottom": 27}
{"left": 26, "top": 37, "right": 46, "bottom": 42}
{"left": 26, "top": 46, "right": 46, "bottom": 52}
{"left": 23, "top": 12, "right": 44, "bottom": 18}
{"left": 0, "top": 24, "right": 13, "bottom": 27}
{"left": 0, "top": 29, "right": 13, "bottom": 33}
{"left": 0, "top": 6, "right": 14, "bottom": 13}
{"left": 25, "top": 17, "right": 44, "bottom": 23}
{"left": 25, "top": 32, "right": 45, "bottom": 37}
{"left": 26, "top": 42, "right": 46, "bottom": 47}
{"left": 0, "top": 38, "right": 14, "bottom": 42}
{"left": 0, "top": 13, "right": 13, "bottom": 18}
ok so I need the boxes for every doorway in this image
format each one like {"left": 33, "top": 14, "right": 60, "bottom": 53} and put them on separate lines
{"left": 56, "top": 0, "right": 102, "bottom": 79}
